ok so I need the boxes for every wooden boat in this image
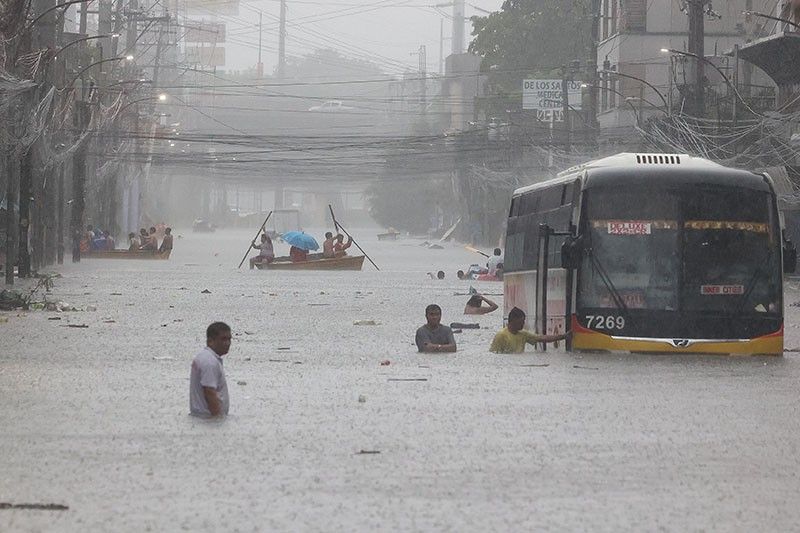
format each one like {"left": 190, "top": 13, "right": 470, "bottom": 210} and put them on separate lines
{"left": 83, "top": 249, "right": 172, "bottom": 260}
{"left": 255, "top": 254, "right": 364, "bottom": 271}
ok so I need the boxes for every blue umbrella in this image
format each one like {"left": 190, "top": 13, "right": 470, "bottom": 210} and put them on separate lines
{"left": 281, "top": 231, "right": 319, "bottom": 251}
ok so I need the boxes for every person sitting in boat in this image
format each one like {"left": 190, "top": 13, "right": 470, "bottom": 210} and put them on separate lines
{"left": 91, "top": 229, "right": 107, "bottom": 251}
{"left": 322, "top": 232, "right": 336, "bottom": 258}
{"left": 464, "top": 293, "right": 499, "bottom": 315}
{"left": 249, "top": 233, "right": 274, "bottom": 269}
{"left": 333, "top": 234, "right": 352, "bottom": 257}
{"left": 128, "top": 232, "right": 139, "bottom": 251}
{"left": 140, "top": 227, "right": 158, "bottom": 251}
{"left": 290, "top": 245, "right": 308, "bottom": 262}
{"left": 104, "top": 231, "right": 115, "bottom": 251}
{"left": 159, "top": 227, "right": 174, "bottom": 254}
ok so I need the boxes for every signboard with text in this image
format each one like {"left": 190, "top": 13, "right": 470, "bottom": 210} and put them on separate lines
{"left": 523, "top": 79, "right": 583, "bottom": 112}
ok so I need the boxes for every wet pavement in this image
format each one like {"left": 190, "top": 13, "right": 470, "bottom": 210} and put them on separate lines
{"left": 2, "top": 228, "right": 800, "bottom": 531}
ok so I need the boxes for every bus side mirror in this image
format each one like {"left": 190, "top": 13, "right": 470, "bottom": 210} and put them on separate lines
{"left": 561, "top": 236, "right": 582, "bottom": 269}
{"left": 784, "top": 241, "right": 797, "bottom": 274}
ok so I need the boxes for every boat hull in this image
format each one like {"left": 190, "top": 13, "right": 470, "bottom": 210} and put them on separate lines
{"left": 255, "top": 255, "right": 364, "bottom": 271}
{"left": 83, "top": 249, "right": 172, "bottom": 260}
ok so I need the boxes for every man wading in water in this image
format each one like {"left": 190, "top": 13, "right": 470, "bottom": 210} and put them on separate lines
{"left": 190, "top": 322, "right": 232, "bottom": 417}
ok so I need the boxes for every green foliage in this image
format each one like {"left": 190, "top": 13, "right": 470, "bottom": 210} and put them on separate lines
{"left": 365, "top": 178, "right": 451, "bottom": 234}
{"left": 469, "top": 0, "right": 593, "bottom": 115}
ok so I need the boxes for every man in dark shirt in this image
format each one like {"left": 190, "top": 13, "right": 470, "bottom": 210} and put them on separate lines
{"left": 415, "top": 304, "right": 457, "bottom": 353}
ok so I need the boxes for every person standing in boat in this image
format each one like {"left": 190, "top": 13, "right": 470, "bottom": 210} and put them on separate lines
{"left": 159, "top": 228, "right": 174, "bottom": 255}
{"left": 249, "top": 233, "right": 274, "bottom": 268}
{"left": 333, "top": 234, "right": 352, "bottom": 257}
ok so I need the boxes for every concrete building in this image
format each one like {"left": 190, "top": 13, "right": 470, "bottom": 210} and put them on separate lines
{"left": 596, "top": 0, "right": 767, "bottom": 133}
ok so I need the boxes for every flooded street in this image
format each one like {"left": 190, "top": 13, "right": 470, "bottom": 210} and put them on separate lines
{"left": 3, "top": 229, "right": 800, "bottom": 531}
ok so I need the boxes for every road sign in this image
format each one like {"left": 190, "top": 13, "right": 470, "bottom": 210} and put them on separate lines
{"left": 523, "top": 79, "right": 583, "bottom": 111}
{"left": 536, "top": 109, "right": 565, "bottom": 122}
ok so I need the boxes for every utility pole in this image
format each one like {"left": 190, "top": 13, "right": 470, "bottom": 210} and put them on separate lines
{"left": 79, "top": 0, "right": 88, "bottom": 34}
{"left": 562, "top": 67, "right": 571, "bottom": 153}
{"left": 419, "top": 45, "right": 427, "bottom": 116}
{"left": 152, "top": 13, "right": 167, "bottom": 88}
{"left": 687, "top": 0, "right": 708, "bottom": 117}
{"left": 126, "top": 0, "right": 139, "bottom": 57}
{"left": 257, "top": 10, "right": 263, "bottom": 78}
{"left": 99, "top": 0, "right": 113, "bottom": 59}
{"left": 278, "top": 0, "right": 286, "bottom": 78}
{"left": 71, "top": 101, "right": 90, "bottom": 263}
{"left": 452, "top": 0, "right": 465, "bottom": 55}
{"left": 111, "top": 0, "right": 124, "bottom": 58}
{"left": 439, "top": 18, "right": 444, "bottom": 75}
{"left": 588, "top": 0, "right": 601, "bottom": 148}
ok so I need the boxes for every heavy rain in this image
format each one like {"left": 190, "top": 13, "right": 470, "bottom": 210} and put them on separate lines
{"left": 3, "top": 0, "right": 800, "bottom": 531}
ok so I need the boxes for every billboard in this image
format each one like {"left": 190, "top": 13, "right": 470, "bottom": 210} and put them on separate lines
{"left": 522, "top": 79, "right": 583, "bottom": 112}
{"left": 185, "top": 46, "right": 225, "bottom": 67}
{"left": 185, "top": 22, "right": 226, "bottom": 44}
{"left": 186, "top": 0, "right": 239, "bottom": 16}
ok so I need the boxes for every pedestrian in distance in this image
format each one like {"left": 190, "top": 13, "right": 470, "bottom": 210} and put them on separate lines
{"left": 490, "top": 307, "right": 567, "bottom": 354}
{"left": 190, "top": 322, "right": 232, "bottom": 418}
{"left": 415, "top": 304, "right": 457, "bottom": 353}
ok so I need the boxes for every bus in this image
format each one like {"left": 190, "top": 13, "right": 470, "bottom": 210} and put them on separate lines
{"left": 503, "top": 153, "right": 797, "bottom": 355}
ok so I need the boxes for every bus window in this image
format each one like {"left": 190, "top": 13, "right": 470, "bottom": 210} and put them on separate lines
{"left": 540, "top": 186, "right": 563, "bottom": 212}
{"left": 520, "top": 193, "right": 539, "bottom": 216}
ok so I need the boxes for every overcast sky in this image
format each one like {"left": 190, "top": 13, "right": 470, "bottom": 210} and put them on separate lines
{"left": 205, "top": 0, "right": 505, "bottom": 75}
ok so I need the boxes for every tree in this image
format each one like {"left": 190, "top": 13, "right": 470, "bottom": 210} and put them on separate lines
{"left": 469, "top": 0, "right": 593, "bottom": 116}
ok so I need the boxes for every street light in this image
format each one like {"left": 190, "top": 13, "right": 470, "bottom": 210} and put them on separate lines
{"left": 599, "top": 69, "right": 669, "bottom": 110}
{"left": 582, "top": 83, "right": 644, "bottom": 126}
{"left": 742, "top": 10, "right": 800, "bottom": 32}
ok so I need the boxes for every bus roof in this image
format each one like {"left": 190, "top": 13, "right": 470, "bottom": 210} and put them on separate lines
{"left": 512, "top": 153, "right": 770, "bottom": 196}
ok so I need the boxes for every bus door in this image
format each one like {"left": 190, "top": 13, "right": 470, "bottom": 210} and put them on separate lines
{"left": 536, "top": 223, "right": 573, "bottom": 351}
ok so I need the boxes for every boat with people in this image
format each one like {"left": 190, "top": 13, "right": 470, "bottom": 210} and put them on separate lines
{"left": 255, "top": 253, "right": 364, "bottom": 271}
{"left": 83, "top": 249, "right": 172, "bottom": 260}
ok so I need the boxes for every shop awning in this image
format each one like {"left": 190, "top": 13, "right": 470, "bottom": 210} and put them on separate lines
{"left": 738, "top": 32, "right": 800, "bottom": 86}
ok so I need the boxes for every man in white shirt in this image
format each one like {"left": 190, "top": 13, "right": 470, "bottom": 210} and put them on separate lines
{"left": 190, "top": 322, "right": 232, "bottom": 417}
{"left": 487, "top": 248, "right": 504, "bottom": 275}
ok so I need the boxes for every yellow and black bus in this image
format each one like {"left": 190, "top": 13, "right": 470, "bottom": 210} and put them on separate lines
{"left": 503, "top": 153, "right": 796, "bottom": 355}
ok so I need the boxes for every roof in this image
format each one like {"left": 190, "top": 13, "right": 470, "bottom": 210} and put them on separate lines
{"left": 738, "top": 32, "right": 800, "bottom": 86}
{"left": 512, "top": 153, "right": 770, "bottom": 196}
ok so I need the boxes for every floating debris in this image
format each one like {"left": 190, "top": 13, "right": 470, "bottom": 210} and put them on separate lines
{"left": 388, "top": 378, "right": 428, "bottom": 382}
{"left": 62, "top": 324, "right": 89, "bottom": 329}
{"left": 356, "top": 450, "right": 380, "bottom": 455}
{"left": 200, "top": 289, "right": 211, "bottom": 294}
{"left": 358, "top": 394, "right": 366, "bottom": 403}
{"left": 0, "top": 502, "right": 68, "bottom": 511}
{"left": 380, "top": 360, "right": 391, "bottom": 366}
{"left": 354, "top": 320, "right": 379, "bottom": 326}
{"left": 573, "top": 365, "right": 599, "bottom": 370}
{"left": 520, "top": 364, "right": 550, "bottom": 368}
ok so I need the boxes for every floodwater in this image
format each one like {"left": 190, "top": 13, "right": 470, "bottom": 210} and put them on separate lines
{"left": 2, "top": 228, "right": 800, "bottom": 532}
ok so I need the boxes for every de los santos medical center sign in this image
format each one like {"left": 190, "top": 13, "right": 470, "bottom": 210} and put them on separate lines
{"left": 522, "top": 79, "right": 583, "bottom": 122}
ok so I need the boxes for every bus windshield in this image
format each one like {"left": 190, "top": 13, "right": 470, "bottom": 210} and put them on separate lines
{"left": 579, "top": 186, "right": 780, "bottom": 316}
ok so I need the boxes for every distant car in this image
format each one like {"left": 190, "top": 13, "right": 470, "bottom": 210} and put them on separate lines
{"left": 308, "top": 100, "right": 355, "bottom": 112}
{"left": 192, "top": 219, "right": 216, "bottom": 233}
